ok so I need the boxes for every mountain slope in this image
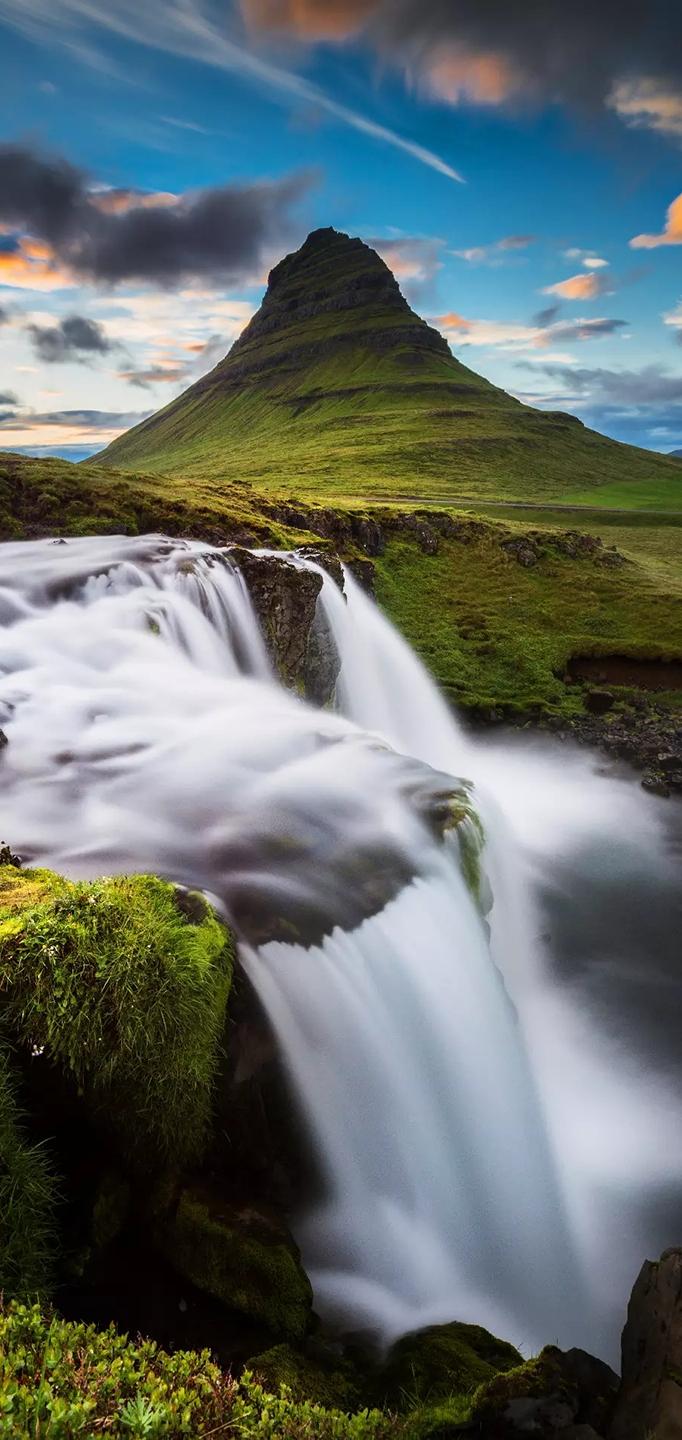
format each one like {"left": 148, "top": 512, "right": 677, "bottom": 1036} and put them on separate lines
{"left": 99, "top": 228, "right": 681, "bottom": 509}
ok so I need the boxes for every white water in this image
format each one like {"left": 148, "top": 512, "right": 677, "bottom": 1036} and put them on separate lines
{"left": 0, "top": 535, "right": 679, "bottom": 1361}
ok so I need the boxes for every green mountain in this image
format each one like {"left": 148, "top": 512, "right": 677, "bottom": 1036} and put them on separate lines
{"left": 99, "top": 228, "right": 680, "bottom": 511}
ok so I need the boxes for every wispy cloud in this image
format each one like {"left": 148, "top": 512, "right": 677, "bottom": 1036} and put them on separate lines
{"left": 609, "top": 78, "right": 682, "bottom": 141}
{"left": 452, "top": 234, "right": 535, "bottom": 265}
{"left": 435, "top": 309, "right": 627, "bottom": 352}
{"left": 0, "top": 0, "right": 463, "bottom": 181}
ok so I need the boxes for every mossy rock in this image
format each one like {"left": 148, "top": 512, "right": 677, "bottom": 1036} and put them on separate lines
{"left": 0, "top": 1045, "right": 57, "bottom": 1298}
{"left": 251, "top": 1340, "right": 367, "bottom": 1411}
{"left": 403, "top": 1396, "right": 474, "bottom": 1438}
{"left": 470, "top": 1346, "right": 578, "bottom": 1431}
{"left": 157, "top": 1183, "right": 314, "bottom": 1341}
{"left": 379, "top": 1322, "right": 522, "bottom": 1412}
{"left": 0, "top": 867, "right": 234, "bottom": 1169}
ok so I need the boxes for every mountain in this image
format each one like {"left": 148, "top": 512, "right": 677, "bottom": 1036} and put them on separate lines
{"left": 671, "top": 449, "right": 682, "bottom": 459}
{"left": 99, "top": 228, "right": 681, "bottom": 510}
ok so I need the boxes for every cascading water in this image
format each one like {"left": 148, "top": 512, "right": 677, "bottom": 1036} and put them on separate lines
{"left": 0, "top": 534, "right": 679, "bottom": 1362}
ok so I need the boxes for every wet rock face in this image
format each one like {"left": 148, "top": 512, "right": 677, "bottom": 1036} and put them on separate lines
{"left": 235, "top": 550, "right": 340, "bottom": 704}
{"left": 611, "top": 1248, "right": 682, "bottom": 1440}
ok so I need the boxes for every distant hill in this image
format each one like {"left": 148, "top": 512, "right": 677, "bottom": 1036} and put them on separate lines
{"left": 670, "top": 449, "right": 682, "bottom": 459}
{"left": 98, "top": 228, "right": 681, "bottom": 512}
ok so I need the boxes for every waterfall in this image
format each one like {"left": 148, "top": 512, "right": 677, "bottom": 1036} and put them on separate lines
{"left": 0, "top": 534, "right": 679, "bottom": 1361}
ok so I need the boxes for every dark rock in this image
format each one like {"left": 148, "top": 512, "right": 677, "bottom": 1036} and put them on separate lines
{"left": 611, "top": 1248, "right": 682, "bottom": 1440}
{"left": 502, "top": 538, "right": 540, "bottom": 568}
{"left": 404, "top": 514, "right": 439, "bottom": 555}
{"left": 585, "top": 689, "right": 615, "bottom": 716}
{"left": 641, "top": 772, "right": 671, "bottom": 797}
{"left": 472, "top": 1344, "right": 618, "bottom": 1437}
{"left": 235, "top": 549, "right": 323, "bottom": 689}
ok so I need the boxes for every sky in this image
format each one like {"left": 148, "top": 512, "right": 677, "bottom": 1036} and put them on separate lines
{"left": 0, "top": 0, "right": 681, "bottom": 459}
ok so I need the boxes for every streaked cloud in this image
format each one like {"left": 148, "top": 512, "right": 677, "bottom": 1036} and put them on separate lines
{"left": 0, "top": 0, "right": 463, "bottom": 182}
{"left": 453, "top": 234, "right": 535, "bottom": 266}
{"left": 367, "top": 235, "right": 443, "bottom": 284}
{"left": 435, "top": 310, "right": 627, "bottom": 352}
{"left": 0, "top": 405, "right": 152, "bottom": 448}
{"left": 630, "top": 192, "right": 682, "bottom": 249}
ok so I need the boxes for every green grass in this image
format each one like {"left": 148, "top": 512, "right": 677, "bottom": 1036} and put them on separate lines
{"left": 0, "top": 1048, "right": 57, "bottom": 1299}
{"left": 374, "top": 527, "right": 682, "bottom": 718}
{"left": 0, "top": 868, "right": 233, "bottom": 1169}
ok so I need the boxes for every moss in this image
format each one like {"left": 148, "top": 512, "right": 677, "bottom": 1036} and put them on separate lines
{"left": 379, "top": 1322, "right": 521, "bottom": 1412}
{"left": 157, "top": 1186, "right": 314, "bottom": 1340}
{"left": 403, "top": 1396, "right": 473, "bottom": 1437}
{"left": 252, "top": 1342, "right": 366, "bottom": 1411}
{"left": 0, "top": 1047, "right": 57, "bottom": 1298}
{"left": 0, "top": 1300, "right": 400, "bottom": 1437}
{"left": 0, "top": 867, "right": 233, "bottom": 1169}
{"left": 470, "top": 1346, "right": 569, "bottom": 1420}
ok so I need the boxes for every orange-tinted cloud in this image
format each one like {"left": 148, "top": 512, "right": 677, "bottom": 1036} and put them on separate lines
{"left": 543, "top": 271, "right": 613, "bottom": 301}
{"left": 610, "top": 79, "right": 682, "bottom": 140}
{"left": 90, "top": 188, "right": 178, "bottom": 215}
{"left": 240, "top": 0, "right": 376, "bottom": 40}
{"left": 0, "top": 238, "right": 75, "bottom": 291}
{"left": 630, "top": 192, "right": 682, "bottom": 249}
{"left": 424, "top": 47, "right": 519, "bottom": 106}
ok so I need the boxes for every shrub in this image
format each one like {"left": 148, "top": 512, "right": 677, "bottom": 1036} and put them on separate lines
{"left": 0, "top": 1048, "right": 57, "bottom": 1298}
{"left": 0, "top": 868, "right": 234, "bottom": 1169}
{"left": 0, "top": 1302, "right": 400, "bottom": 1439}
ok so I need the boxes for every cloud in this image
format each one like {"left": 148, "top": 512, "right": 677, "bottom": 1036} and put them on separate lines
{"left": 521, "top": 361, "right": 682, "bottom": 406}
{"left": 27, "top": 313, "right": 117, "bottom": 363}
{"left": 609, "top": 78, "right": 682, "bottom": 141}
{"left": 241, "top": 0, "right": 371, "bottom": 41}
{"left": 436, "top": 310, "right": 627, "bottom": 352}
{"left": 0, "top": 1, "right": 462, "bottom": 182}
{"left": 118, "top": 360, "right": 190, "bottom": 387}
{"left": 562, "top": 251, "right": 609, "bottom": 269}
{"left": 0, "top": 405, "right": 153, "bottom": 448}
{"left": 664, "top": 302, "right": 682, "bottom": 343}
{"left": 0, "top": 142, "right": 315, "bottom": 288}
{"left": 366, "top": 235, "right": 443, "bottom": 284}
{"left": 630, "top": 192, "right": 682, "bottom": 249}
{"left": 239, "top": 0, "right": 682, "bottom": 135}
{"left": 453, "top": 234, "right": 535, "bottom": 265}
{"left": 0, "top": 391, "right": 19, "bottom": 405}
{"left": 543, "top": 270, "right": 614, "bottom": 301}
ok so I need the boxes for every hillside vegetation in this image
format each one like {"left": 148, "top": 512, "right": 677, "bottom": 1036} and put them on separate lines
{"left": 98, "top": 229, "right": 681, "bottom": 512}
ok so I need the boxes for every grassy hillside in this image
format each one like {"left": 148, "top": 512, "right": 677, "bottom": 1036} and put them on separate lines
{"left": 99, "top": 229, "right": 682, "bottom": 512}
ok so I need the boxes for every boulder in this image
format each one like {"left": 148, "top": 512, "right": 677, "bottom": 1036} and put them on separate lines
{"left": 610, "top": 1248, "right": 682, "bottom": 1440}
{"left": 156, "top": 1183, "right": 314, "bottom": 1341}
{"left": 379, "top": 1320, "right": 522, "bottom": 1411}
{"left": 471, "top": 1344, "right": 618, "bottom": 1436}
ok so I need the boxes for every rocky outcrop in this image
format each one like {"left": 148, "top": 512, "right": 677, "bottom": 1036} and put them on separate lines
{"left": 611, "top": 1248, "right": 682, "bottom": 1440}
{"left": 235, "top": 549, "right": 340, "bottom": 704}
{"left": 471, "top": 1345, "right": 619, "bottom": 1437}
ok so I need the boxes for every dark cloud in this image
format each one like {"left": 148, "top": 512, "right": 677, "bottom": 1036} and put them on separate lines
{"left": 0, "top": 143, "right": 314, "bottom": 288}
{"left": 363, "top": 0, "right": 682, "bottom": 111}
{"left": 27, "top": 313, "right": 116, "bottom": 363}
{"left": 533, "top": 303, "right": 561, "bottom": 329}
{"left": 0, "top": 408, "right": 152, "bottom": 430}
{"left": 522, "top": 362, "right": 682, "bottom": 406}
{"left": 549, "top": 318, "right": 628, "bottom": 342}
{"left": 0, "top": 391, "right": 19, "bottom": 406}
{"left": 0, "top": 305, "right": 8, "bottom": 325}
{"left": 119, "top": 363, "right": 190, "bottom": 388}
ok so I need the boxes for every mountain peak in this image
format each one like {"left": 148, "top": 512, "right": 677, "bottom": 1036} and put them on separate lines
{"left": 228, "top": 226, "right": 436, "bottom": 364}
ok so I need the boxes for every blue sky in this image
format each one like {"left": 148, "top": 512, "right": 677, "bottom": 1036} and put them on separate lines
{"left": 0, "top": 0, "right": 681, "bottom": 457}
